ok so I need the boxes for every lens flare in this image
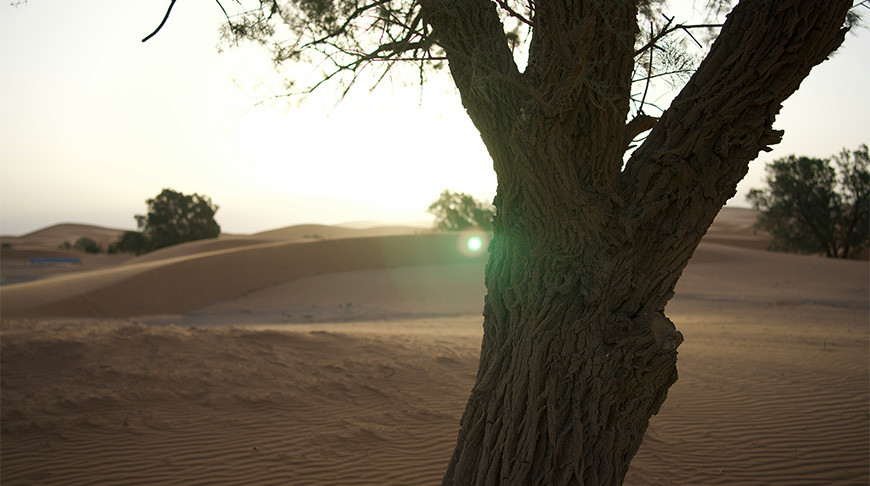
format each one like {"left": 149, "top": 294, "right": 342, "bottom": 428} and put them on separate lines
{"left": 457, "top": 230, "right": 489, "bottom": 258}
{"left": 467, "top": 236, "right": 483, "bottom": 252}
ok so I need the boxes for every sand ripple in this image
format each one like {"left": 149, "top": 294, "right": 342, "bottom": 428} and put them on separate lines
{"left": 2, "top": 304, "right": 867, "bottom": 485}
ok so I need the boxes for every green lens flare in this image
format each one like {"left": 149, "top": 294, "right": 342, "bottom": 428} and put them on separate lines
{"left": 467, "top": 236, "right": 483, "bottom": 252}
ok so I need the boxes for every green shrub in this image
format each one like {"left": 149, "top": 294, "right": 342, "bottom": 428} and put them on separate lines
{"left": 113, "top": 231, "right": 151, "bottom": 255}
{"left": 74, "top": 237, "right": 102, "bottom": 254}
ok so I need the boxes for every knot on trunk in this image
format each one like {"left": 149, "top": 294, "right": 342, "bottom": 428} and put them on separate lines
{"left": 599, "top": 312, "right": 682, "bottom": 416}
{"left": 601, "top": 312, "right": 682, "bottom": 352}
{"left": 635, "top": 312, "right": 683, "bottom": 352}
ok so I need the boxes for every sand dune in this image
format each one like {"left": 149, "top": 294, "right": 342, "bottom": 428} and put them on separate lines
{"left": 0, "top": 223, "right": 125, "bottom": 253}
{"left": 253, "top": 223, "right": 427, "bottom": 240}
{"left": 0, "top": 319, "right": 481, "bottom": 485}
{"left": 700, "top": 206, "right": 772, "bottom": 250}
{"left": 1, "top": 303, "right": 866, "bottom": 484}
{"left": 0, "top": 233, "right": 488, "bottom": 319}
{"left": 629, "top": 301, "right": 868, "bottom": 484}
{"left": 0, "top": 222, "right": 429, "bottom": 288}
{"left": 0, "top": 223, "right": 136, "bottom": 286}
{"left": 1, "top": 209, "right": 868, "bottom": 485}
{"left": 130, "top": 236, "right": 279, "bottom": 263}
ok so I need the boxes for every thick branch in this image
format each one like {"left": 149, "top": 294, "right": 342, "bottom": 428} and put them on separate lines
{"left": 614, "top": 0, "right": 851, "bottom": 315}
{"left": 421, "top": 0, "right": 523, "bottom": 153}
{"left": 519, "top": 2, "right": 639, "bottom": 183}
{"left": 525, "top": 2, "right": 637, "bottom": 103}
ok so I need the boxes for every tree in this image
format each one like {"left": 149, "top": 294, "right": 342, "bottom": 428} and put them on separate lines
{"left": 428, "top": 190, "right": 495, "bottom": 231}
{"left": 147, "top": 0, "right": 857, "bottom": 483}
{"left": 748, "top": 145, "right": 869, "bottom": 259}
{"left": 133, "top": 188, "right": 221, "bottom": 252}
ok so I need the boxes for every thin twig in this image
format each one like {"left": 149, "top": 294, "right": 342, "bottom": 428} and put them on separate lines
{"left": 638, "top": 21, "right": 654, "bottom": 113}
{"left": 142, "top": 0, "right": 178, "bottom": 42}
{"left": 215, "top": 0, "right": 233, "bottom": 26}
{"left": 494, "top": 0, "right": 533, "bottom": 26}
{"left": 634, "top": 21, "right": 722, "bottom": 57}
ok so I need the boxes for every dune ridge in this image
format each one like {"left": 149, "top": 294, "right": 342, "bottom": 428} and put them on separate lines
{"left": 0, "top": 223, "right": 125, "bottom": 249}
{"left": 0, "top": 233, "right": 486, "bottom": 319}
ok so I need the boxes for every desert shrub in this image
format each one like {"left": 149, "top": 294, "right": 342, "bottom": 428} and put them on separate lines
{"left": 113, "top": 231, "right": 151, "bottom": 256}
{"left": 74, "top": 237, "right": 102, "bottom": 254}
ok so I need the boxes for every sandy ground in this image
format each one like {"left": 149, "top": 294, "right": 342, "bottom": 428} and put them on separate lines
{"left": 1, "top": 209, "right": 868, "bottom": 485}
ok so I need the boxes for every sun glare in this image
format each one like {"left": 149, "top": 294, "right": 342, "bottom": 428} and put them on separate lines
{"left": 458, "top": 231, "right": 489, "bottom": 258}
{"left": 467, "top": 236, "right": 483, "bottom": 252}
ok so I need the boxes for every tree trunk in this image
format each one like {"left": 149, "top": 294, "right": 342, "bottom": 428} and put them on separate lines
{"left": 424, "top": 0, "right": 852, "bottom": 484}
{"left": 443, "top": 181, "right": 683, "bottom": 484}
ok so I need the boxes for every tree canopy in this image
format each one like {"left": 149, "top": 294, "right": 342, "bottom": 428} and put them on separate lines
{"left": 428, "top": 190, "right": 494, "bottom": 231}
{"left": 139, "top": 188, "right": 221, "bottom": 250}
{"left": 204, "top": 0, "right": 736, "bottom": 137}
{"left": 748, "top": 145, "right": 869, "bottom": 259}
{"left": 114, "top": 188, "right": 221, "bottom": 254}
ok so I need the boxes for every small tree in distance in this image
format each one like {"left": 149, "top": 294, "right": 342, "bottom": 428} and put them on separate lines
{"left": 428, "top": 190, "right": 494, "bottom": 232}
{"left": 113, "top": 188, "right": 221, "bottom": 254}
{"left": 748, "top": 144, "right": 869, "bottom": 259}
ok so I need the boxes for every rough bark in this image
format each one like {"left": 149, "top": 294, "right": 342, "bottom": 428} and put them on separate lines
{"left": 425, "top": 0, "right": 851, "bottom": 484}
{"left": 617, "top": 0, "right": 851, "bottom": 313}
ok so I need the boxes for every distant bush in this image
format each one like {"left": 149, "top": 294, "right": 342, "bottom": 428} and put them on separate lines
{"left": 112, "top": 231, "right": 151, "bottom": 256}
{"left": 2, "top": 242, "right": 11, "bottom": 250}
{"left": 59, "top": 240, "right": 72, "bottom": 250}
{"left": 73, "top": 237, "right": 102, "bottom": 254}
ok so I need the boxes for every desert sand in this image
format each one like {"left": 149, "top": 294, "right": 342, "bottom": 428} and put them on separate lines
{"left": 1, "top": 208, "right": 868, "bottom": 485}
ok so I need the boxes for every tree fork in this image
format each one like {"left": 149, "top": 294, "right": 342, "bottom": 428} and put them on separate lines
{"left": 443, "top": 1, "right": 851, "bottom": 485}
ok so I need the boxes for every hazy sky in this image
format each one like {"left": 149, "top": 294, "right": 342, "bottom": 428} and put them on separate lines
{"left": 1, "top": 1, "right": 868, "bottom": 236}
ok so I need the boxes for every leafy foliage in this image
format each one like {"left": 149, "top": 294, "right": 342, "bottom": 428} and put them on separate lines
{"left": 428, "top": 190, "right": 494, "bottom": 232}
{"left": 113, "top": 189, "right": 220, "bottom": 254}
{"left": 110, "top": 231, "right": 152, "bottom": 255}
{"left": 747, "top": 144, "right": 869, "bottom": 259}
{"left": 73, "top": 237, "right": 102, "bottom": 254}
{"left": 213, "top": 0, "right": 729, "bottom": 124}
{"left": 137, "top": 189, "right": 221, "bottom": 251}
